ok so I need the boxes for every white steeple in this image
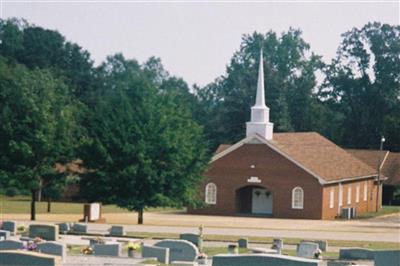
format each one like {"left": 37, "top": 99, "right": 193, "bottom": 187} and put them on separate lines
{"left": 246, "top": 50, "right": 274, "bottom": 140}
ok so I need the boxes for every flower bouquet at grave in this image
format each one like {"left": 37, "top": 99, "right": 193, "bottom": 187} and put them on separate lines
{"left": 23, "top": 242, "right": 38, "bottom": 251}
{"left": 95, "top": 236, "right": 105, "bottom": 244}
{"left": 314, "top": 248, "right": 322, "bottom": 259}
{"left": 17, "top": 225, "right": 26, "bottom": 234}
{"left": 81, "top": 246, "right": 93, "bottom": 255}
{"left": 197, "top": 252, "right": 208, "bottom": 265}
{"left": 127, "top": 242, "right": 141, "bottom": 258}
{"left": 33, "top": 237, "right": 43, "bottom": 243}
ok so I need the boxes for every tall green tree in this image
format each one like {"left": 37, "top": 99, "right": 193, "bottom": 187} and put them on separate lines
{"left": 0, "top": 57, "right": 80, "bottom": 220}
{"left": 79, "top": 55, "right": 209, "bottom": 224}
{"left": 322, "top": 22, "right": 400, "bottom": 151}
{"left": 0, "top": 18, "right": 94, "bottom": 101}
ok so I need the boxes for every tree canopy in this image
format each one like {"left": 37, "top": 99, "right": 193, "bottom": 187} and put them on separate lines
{"left": 79, "top": 55, "right": 209, "bottom": 223}
{"left": 0, "top": 56, "right": 81, "bottom": 219}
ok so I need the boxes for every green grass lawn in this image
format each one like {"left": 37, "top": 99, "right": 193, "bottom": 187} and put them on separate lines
{"left": 0, "top": 195, "right": 182, "bottom": 214}
{"left": 356, "top": 205, "right": 400, "bottom": 219}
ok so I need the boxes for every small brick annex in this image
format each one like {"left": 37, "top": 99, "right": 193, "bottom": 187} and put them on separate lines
{"left": 189, "top": 137, "right": 380, "bottom": 220}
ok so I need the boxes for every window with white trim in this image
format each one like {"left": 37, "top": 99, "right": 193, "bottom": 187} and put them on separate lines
{"left": 205, "top": 183, "right": 217, "bottom": 204}
{"left": 339, "top": 184, "right": 343, "bottom": 207}
{"left": 347, "top": 186, "right": 352, "bottom": 204}
{"left": 329, "top": 187, "right": 335, "bottom": 208}
{"left": 356, "top": 185, "right": 360, "bottom": 203}
{"left": 292, "top": 187, "right": 304, "bottom": 209}
{"left": 364, "top": 182, "right": 368, "bottom": 201}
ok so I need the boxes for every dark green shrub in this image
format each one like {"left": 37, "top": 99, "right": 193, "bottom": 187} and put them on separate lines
{"left": 5, "top": 187, "right": 19, "bottom": 197}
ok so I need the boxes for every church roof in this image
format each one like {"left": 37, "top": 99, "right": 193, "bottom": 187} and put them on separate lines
{"left": 213, "top": 132, "right": 377, "bottom": 184}
{"left": 347, "top": 149, "right": 400, "bottom": 186}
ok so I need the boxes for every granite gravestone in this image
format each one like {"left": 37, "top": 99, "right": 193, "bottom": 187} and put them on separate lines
{"left": 57, "top": 223, "right": 70, "bottom": 234}
{"left": 339, "top": 248, "right": 374, "bottom": 260}
{"left": 93, "top": 243, "right": 121, "bottom": 257}
{"left": 374, "top": 250, "right": 400, "bottom": 266}
{"left": 238, "top": 238, "right": 248, "bottom": 248}
{"left": 179, "top": 233, "right": 202, "bottom": 249}
{"left": 297, "top": 242, "right": 319, "bottom": 259}
{"left": 0, "top": 230, "right": 10, "bottom": 240}
{"left": 29, "top": 224, "right": 58, "bottom": 241}
{"left": 2, "top": 221, "right": 16, "bottom": 235}
{"left": 142, "top": 244, "right": 170, "bottom": 264}
{"left": 0, "top": 240, "right": 24, "bottom": 250}
{"left": 0, "top": 250, "right": 62, "bottom": 266}
{"left": 37, "top": 242, "right": 66, "bottom": 262}
{"left": 301, "top": 240, "right": 327, "bottom": 252}
{"left": 109, "top": 226, "right": 125, "bottom": 236}
{"left": 155, "top": 239, "right": 198, "bottom": 263}
{"left": 72, "top": 223, "right": 87, "bottom": 234}
{"left": 212, "top": 254, "right": 323, "bottom": 266}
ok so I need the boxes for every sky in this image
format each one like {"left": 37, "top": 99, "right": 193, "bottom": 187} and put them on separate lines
{"left": 2, "top": 0, "right": 399, "bottom": 86}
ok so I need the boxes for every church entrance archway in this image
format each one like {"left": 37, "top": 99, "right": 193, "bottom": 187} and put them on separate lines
{"left": 235, "top": 185, "right": 273, "bottom": 215}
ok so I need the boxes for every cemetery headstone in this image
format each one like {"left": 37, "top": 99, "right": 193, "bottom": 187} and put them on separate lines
{"left": 155, "top": 239, "right": 199, "bottom": 263}
{"left": 272, "top": 239, "right": 283, "bottom": 254}
{"left": 142, "top": 244, "right": 170, "bottom": 264}
{"left": 80, "top": 202, "right": 106, "bottom": 223}
{"left": 0, "top": 230, "right": 10, "bottom": 240}
{"left": 37, "top": 242, "right": 66, "bottom": 262}
{"left": 297, "top": 242, "right": 320, "bottom": 259}
{"left": 72, "top": 223, "right": 87, "bottom": 234}
{"left": 2, "top": 221, "right": 16, "bottom": 235}
{"left": 57, "top": 223, "right": 70, "bottom": 234}
{"left": 238, "top": 238, "right": 248, "bottom": 248}
{"left": 29, "top": 224, "right": 59, "bottom": 241}
{"left": 0, "top": 250, "right": 62, "bottom": 266}
{"left": 212, "top": 254, "right": 323, "bottom": 266}
{"left": 339, "top": 248, "right": 374, "bottom": 260}
{"left": 180, "top": 233, "right": 202, "bottom": 250}
{"left": 0, "top": 240, "right": 24, "bottom": 250}
{"left": 374, "top": 250, "right": 400, "bottom": 266}
{"left": 301, "top": 240, "right": 327, "bottom": 252}
{"left": 109, "top": 225, "right": 125, "bottom": 236}
{"left": 93, "top": 243, "right": 121, "bottom": 256}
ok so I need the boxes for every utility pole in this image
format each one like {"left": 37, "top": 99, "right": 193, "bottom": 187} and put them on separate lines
{"left": 376, "top": 136, "right": 385, "bottom": 212}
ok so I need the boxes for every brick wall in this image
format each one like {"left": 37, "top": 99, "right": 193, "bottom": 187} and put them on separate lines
{"left": 189, "top": 143, "right": 323, "bottom": 219}
{"left": 320, "top": 179, "right": 379, "bottom": 219}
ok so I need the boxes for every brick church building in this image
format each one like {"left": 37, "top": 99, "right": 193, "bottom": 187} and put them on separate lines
{"left": 190, "top": 52, "right": 382, "bottom": 219}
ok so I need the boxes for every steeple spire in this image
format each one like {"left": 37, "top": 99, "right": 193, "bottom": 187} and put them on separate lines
{"left": 254, "top": 50, "right": 266, "bottom": 107}
{"left": 246, "top": 49, "right": 274, "bottom": 140}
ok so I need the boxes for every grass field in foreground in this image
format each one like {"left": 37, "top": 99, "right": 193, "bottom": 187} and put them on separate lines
{"left": 0, "top": 195, "right": 183, "bottom": 214}
{"left": 126, "top": 232, "right": 400, "bottom": 250}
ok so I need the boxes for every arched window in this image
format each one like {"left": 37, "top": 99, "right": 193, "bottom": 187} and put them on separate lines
{"left": 205, "top": 183, "right": 217, "bottom": 204}
{"left": 292, "top": 187, "right": 304, "bottom": 209}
